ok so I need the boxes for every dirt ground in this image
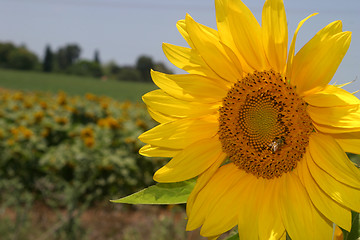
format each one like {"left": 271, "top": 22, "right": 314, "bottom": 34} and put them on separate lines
{"left": 1, "top": 201, "right": 209, "bottom": 240}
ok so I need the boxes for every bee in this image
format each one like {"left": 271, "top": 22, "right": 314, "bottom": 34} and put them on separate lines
{"left": 268, "top": 137, "right": 285, "bottom": 153}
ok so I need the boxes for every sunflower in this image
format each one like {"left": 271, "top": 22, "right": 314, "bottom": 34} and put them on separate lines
{"left": 138, "top": 0, "right": 360, "bottom": 239}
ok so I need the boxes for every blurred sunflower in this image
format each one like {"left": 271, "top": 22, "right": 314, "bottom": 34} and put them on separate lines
{"left": 139, "top": 0, "right": 360, "bottom": 239}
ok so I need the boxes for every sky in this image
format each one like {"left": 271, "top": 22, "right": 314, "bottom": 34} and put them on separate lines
{"left": 0, "top": 0, "right": 359, "bottom": 94}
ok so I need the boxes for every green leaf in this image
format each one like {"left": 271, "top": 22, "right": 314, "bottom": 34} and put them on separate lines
{"left": 225, "top": 233, "right": 239, "bottom": 240}
{"left": 111, "top": 179, "right": 196, "bottom": 204}
{"left": 348, "top": 153, "right": 360, "bottom": 168}
{"left": 286, "top": 233, "right": 292, "bottom": 240}
{"left": 343, "top": 211, "right": 360, "bottom": 240}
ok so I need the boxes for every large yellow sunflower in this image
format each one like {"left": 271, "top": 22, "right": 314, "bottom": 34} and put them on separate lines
{"left": 139, "top": 0, "right": 360, "bottom": 239}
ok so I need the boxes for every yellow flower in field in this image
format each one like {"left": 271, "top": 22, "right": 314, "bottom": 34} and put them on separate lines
{"left": 139, "top": 0, "right": 360, "bottom": 239}
{"left": 57, "top": 91, "right": 67, "bottom": 105}
{"left": 34, "top": 111, "right": 45, "bottom": 123}
{"left": 11, "top": 126, "right": 33, "bottom": 140}
{"left": 83, "top": 136, "right": 95, "bottom": 148}
{"left": 85, "top": 93, "right": 98, "bottom": 101}
{"left": 80, "top": 127, "right": 94, "bottom": 138}
{"left": 55, "top": 116, "right": 69, "bottom": 125}
{"left": 39, "top": 101, "right": 48, "bottom": 110}
{"left": 97, "top": 117, "right": 121, "bottom": 129}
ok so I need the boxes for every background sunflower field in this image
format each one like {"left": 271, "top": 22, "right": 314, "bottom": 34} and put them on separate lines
{"left": 0, "top": 69, "right": 208, "bottom": 240}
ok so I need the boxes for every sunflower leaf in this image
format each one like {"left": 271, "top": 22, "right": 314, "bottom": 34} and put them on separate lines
{"left": 342, "top": 211, "right": 360, "bottom": 240}
{"left": 348, "top": 153, "right": 360, "bottom": 168}
{"left": 224, "top": 233, "right": 239, "bottom": 240}
{"left": 111, "top": 179, "right": 196, "bottom": 204}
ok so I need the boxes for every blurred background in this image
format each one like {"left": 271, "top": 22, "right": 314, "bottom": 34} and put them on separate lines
{"left": 0, "top": 0, "right": 359, "bottom": 239}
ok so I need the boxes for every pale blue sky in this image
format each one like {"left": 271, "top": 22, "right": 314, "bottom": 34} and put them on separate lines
{"left": 0, "top": 0, "right": 359, "bottom": 94}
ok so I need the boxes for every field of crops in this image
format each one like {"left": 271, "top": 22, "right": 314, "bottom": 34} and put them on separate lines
{"left": 0, "top": 85, "right": 201, "bottom": 240}
{"left": 0, "top": 69, "right": 157, "bottom": 101}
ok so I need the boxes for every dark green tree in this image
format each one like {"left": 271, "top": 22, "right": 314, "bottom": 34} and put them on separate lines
{"left": 117, "top": 66, "right": 142, "bottom": 82}
{"left": 56, "top": 44, "right": 81, "bottom": 71}
{"left": 69, "top": 60, "right": 103, "bottom": 78}
{"left": 154, "top": 62, "right": 173, "bottom": 74}
{"left": 93, "top": 49, "right": 100, "bottom": 64}
{"left": 0, "top": 42, "right": 16, "bottom": 68}
{"left": 8, "top": 47, "right": 39, "bottom": 70}
{"left": 42, "top": 45, "right": 54, "bottom": 72}
{"left": 135, "top": 55, "right": 154, "bottom": 82}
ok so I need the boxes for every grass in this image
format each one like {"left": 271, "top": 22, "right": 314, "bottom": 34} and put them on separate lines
{"left": 0, "top": 69, "right": 157, "bottom": 101}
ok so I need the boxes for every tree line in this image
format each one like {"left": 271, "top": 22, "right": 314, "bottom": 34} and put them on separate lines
{"left": 0, "top": 42, "right": 173, "bottom": 82}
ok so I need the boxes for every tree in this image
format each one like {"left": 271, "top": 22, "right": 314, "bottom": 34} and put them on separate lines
{"left": 94, "top": 50, "right": 100, "bottom": 64}
{"left": 69, "top": 60, "right": 103, "bottom": 78}
{"left": 135, "top": 55, "right": 154, "bottom": 82}
{"left": 8, "top": 47, "right": 39, "bottom": 70}
{"left": 0, "top": 42, "right": 16, "bottom": 68}
{"left": 43, "top": 45, "right": 54, "bottom": 72}
{"left": 117, "top": 66, "right": 141, "bottom": 82}
{"left": 154, "top": 62, "right": 173, "bottom": 74}
{"left": 56, "top": 44, "right": 81, "bottom": 71}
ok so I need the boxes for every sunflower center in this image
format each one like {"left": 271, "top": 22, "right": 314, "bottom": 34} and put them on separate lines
{"left": 218, "top": 70, "right": 313, "bottom": 179}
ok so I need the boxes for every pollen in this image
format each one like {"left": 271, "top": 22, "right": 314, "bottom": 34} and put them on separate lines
{"left": 218, "top": 70, "right": 313, "bottom": 179}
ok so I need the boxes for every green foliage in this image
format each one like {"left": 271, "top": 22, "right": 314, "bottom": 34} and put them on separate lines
{"left": 7, "top": 46, "right": 39, "bottom": 70}
{"left": 225, "top": 233, "right": 239, "bottom": 240}
{"left": 112, "top": 179, "right": 196, "bottom": 204}
{"left": 69, "top": 60, "right": 103, "bottom": 78}
{"left": 55, "top": 44, "right": 81, "bottom": 71}
{"left": 117, "top": 66, "right": 142, "bottom": 82}
{"left": 154, "top": 62, "right": 173, "bottom": 74}
{"left": 0, "top": 88, "right": 167, "bottom": 238}
{"left": 0, "top": 89, "right": 164, "bottom": 199}
{"left": 0, "top": 41, "right": 173, "bottom": 82}
{"left": 136, "top": 55, "right": 154, "bottom": 82}
{"left": 342, "top": 212, "right": 360, "bottom": 240}
{"left": 43, "top": 45, "right": 54, "bottom": 72}
{"left": 0, "top": 42, "right": 16, "bottom": 67}
{"left": 94, "top": 49, "right": 101, "bottom": 64}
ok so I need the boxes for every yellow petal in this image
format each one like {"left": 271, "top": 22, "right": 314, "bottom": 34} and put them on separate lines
{"left": 262, "top": 0, "right": 288, "bottom": 73}
{"left": 186, "top": 151, "right": 227, "bottom": 218}
{"left": 154, "top": 136, "right": 223, "bottom": 182}
{"left": 139, "top": 144, "right": 180, "bottom": 158}
{"left": 307, "top": 149, "right": 360, "bottom": 212}
{"left": 186, "top": 163, "right": 247, "bottom": 231}
{"left": 227, "top": 0, "right": 269, "bottom": 71}
{"left": 330, "top": 131, "right": 360, "bottom": 154}
{"left": 162, "top": 43, "right": 219, "bottom": 78}
{"left": 309, "top": 133, "right": 360, "bottom": 188}
{"left": 215, "top": 0, "right": 253, "bottom": 73}
{"left": 290, "top": 21, "right": 351, "bottom": 95}
{"left": 237, "top": 176, "right": 265, "bottom": 240}
{"left": 143, "top": 89, "right": 220, "bottom": 119}
{"left": 279, "top": 173, "right": 333, "bottom": 240}
{"left": 146, "top": 106, "right": 178, "bottom": 123}
{"left": 304, "top": 85, "right": 360, "bottom": 107}
{"left": 176, "top": 19, "right": 195, "bottom": 49}
{"left": 286, "top": 13, "right": 318, "bottom": 80}
{"left": 201, "top": 171, "right": 259, "bottom": 237}
{"left": 312, "top": 122, "right": 360, "bottom": 134}
{"left": 185, "top": 14, "right": 242, "bottom": 82}
{"left": 151, "top": 70, "right": 229, "bottom": 103}
{"left": 139, "top": 114, "right": 218, "bottom": 149}
{"left": 307, "top": 104, "right": 360, "bottom": 130}
{"left": 299, "top": 152, "right": 352, "bottom": 231}
{"left": 258, "top": 179, "right": 285, "bottom": 240}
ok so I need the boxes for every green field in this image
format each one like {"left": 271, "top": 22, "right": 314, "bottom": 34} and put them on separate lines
{"left": 0, "top": 69, "right": 157, "bottom": 101}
